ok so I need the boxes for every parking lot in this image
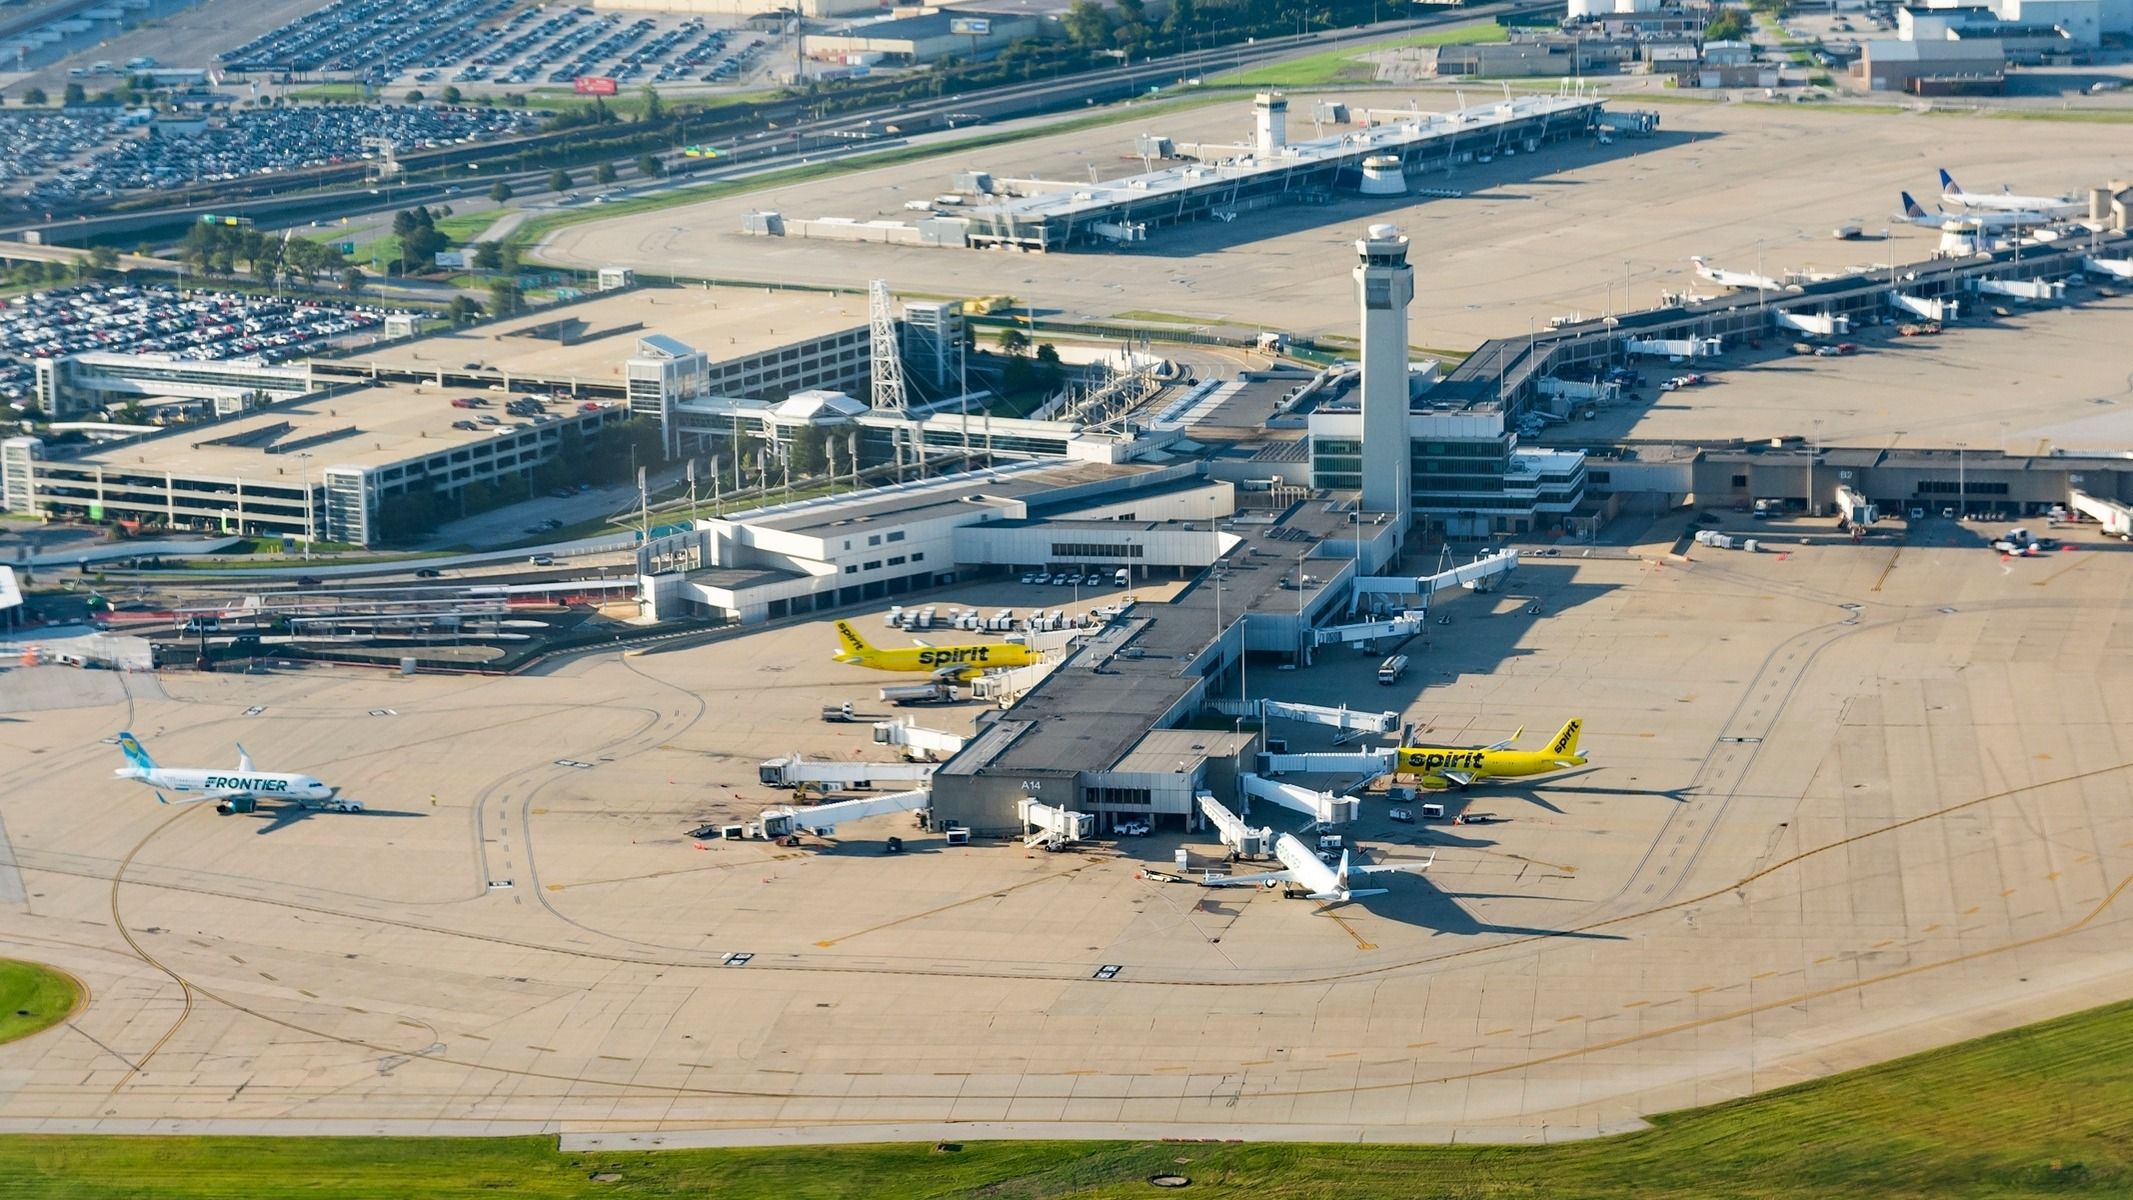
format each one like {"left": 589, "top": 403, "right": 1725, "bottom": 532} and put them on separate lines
{"left": 2, "top": 103, "right": 537, "bottom": 211}
{"left": 0, "top": 283, "right": 406, "bottom": 406}
{"left": 221, "top": 0, "right": 777, "bottom": 90}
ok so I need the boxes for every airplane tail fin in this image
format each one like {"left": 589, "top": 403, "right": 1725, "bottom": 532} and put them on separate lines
{"left": 117, "top": 731, "right": 156, "bottom": 771}
{"left": 1547, "top": 718, "right": 1583, "bottom": 758}
{"left": 832, "top": 621, "right": 872, "bottom": 659}
{"left": 236, "top": 743, "right": 254, "bottom": 772}
{"left": 1939, "top": 168, "right": 1960, "bottom": 195}
{"left": 1902, "top": 191, "right": 1928, "bottom": 219}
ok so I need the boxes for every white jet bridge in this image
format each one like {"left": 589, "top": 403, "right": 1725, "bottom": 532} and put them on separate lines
{"left": 1019, "top": 797, "right": 1095, "bottom": 848}
{"left": 758, "top": 755, "right": 937, "bottom": 790}
{"left": 1197, "top": 791, "right": 1273, "bottom": 859}
{"left": 872, "top": 718, "right": 966, "bottom": 761}
{"left": 1238, "top": 773, "right": 1362, "bottom": 827}
{"left": 2069, "top": 490, "right": 2133, "bottom": 538}
{"left": 758, "top": 788, "right": 931, "bottom": 839}
{"left": 1889, "top": 292, "right": 1960, "bottom": 322}
{"left": 1207, "top": 697, "right": 1400, "bottom": 736}
{"left": 1350, "top": 548, "right": 1519, "bottom": 606}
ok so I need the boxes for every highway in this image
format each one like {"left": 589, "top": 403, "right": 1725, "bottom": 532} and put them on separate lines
{"left": 2, "top": 4, "right": 1551, "bottom": 246}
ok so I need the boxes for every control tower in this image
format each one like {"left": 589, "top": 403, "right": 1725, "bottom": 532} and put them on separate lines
{"left": 1354, "top": 223, "right": 1414, "bottom": 524}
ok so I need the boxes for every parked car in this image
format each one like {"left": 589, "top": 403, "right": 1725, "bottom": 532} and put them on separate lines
{"left": 1115, "top": 820, "right": 1151, "bottom": 836}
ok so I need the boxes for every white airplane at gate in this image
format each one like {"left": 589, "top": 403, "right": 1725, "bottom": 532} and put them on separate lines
{"left": 1200, "top": 833, "right": 1434, "bottom": 904}
{"left": 1938, "top": 169, "right": 2085, "bottom": 219}
{"left": 113, "top": 731, "right": 338, "bottom": 806}
{"left": 1689, "top": 256, "right": 1798, "bottom": 293}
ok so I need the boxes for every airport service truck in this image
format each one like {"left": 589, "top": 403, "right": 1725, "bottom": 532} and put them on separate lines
{"left": 880, "top": 681, "right": 961, "bottom": 705}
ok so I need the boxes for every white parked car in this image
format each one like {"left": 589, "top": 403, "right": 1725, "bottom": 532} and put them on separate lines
{"left": 1115, "top": 820, "right": 1151, "bottom": 836}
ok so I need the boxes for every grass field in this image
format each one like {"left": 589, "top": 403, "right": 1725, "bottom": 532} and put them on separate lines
{"left": 8, "top": 996, "right": 2133, "bottom": 1196}
{"left": 1208, "top": 24, "right": 1510, "bottom": 88}
{"left": 0, "top": 960, "right": 79, "bottom": 1045}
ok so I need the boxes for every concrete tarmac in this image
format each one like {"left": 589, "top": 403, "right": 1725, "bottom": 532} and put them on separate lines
{"left": 6, "top": 528, "right": 2133, "bottom": 1139}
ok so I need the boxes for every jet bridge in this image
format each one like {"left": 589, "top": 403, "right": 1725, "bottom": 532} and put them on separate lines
{"left": 1971, "top": 277, "right": 2066, "bottom": 302}
{"left": 1239, "top": 773, "right": 1360, "bottom": 826}
{"left": 1208, "top": 698, "right": 1400, "bottom": 735}
{"left": 2083, "top": 255, "right": 2133, "bottom": 280}
{"left": 1019, "top": 798, "right": 1095, "bottom": 848}
{"left": 1197, "top": 792, "right": 1272, "bottom": 859}
{"left": 1352, "top": 548, "right": 1518, "bottom": 602}
{"left": 2069, "top": 490, "right": 2133, "bottom": 538}
{"left": 758, "top": 756, "right": 937, "bottom": 790}
{"left": 758, "top": 788, "right": 931, "bottom": 839}
{"left": 1889, "top": 292, "right": 1960, "bottom": 322}
{"left": 872, "top": 718, "right": 966, "bottom": 762}
{"left": 1310, "top": 610, "right": 1428, "bottom": 647}
{"left": 1256, "top": 749, "right": 1396, "bottom": 778}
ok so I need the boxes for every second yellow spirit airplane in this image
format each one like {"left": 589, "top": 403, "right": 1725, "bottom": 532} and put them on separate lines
{"left": 1395, "top": 719, "right": 1587, "bottom": 790}
{"left": 832, "top": 620, "right": 1041, "bottom": 682}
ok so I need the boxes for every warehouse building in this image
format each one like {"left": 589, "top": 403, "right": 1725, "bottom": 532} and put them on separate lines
{"left": 807, "top": 9, "right": 1046, "bottom": 63}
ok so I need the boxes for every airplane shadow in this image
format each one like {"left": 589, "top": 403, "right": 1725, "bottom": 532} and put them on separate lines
{"left": 244, "top": 807, "right": 428, "bottom": 835}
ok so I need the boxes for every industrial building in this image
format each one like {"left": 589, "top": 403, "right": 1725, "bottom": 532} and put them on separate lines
{"left": 744, "top": 91, "right": 1617, "bottom": 252}
{"left": 806, "top": 9, "right": 1047, "bottom": 63}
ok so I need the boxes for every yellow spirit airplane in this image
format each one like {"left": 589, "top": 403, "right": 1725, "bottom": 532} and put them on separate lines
{"left": 1395, "top": 718, "right": 1587, "bottom": 790}
{"left": 832, "top": 620, "right": 1040, "bottom": 682}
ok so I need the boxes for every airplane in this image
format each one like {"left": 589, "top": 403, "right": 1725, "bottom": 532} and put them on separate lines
{"left": 1393, "top": 718, "right": 1587, "bottom": 791}
{"left": 1200, "top": 832, "right": 1435, "bottom": 904}
{"left": 1896, "top": 191, "right": 2051, "bottom": 232}
{"left": 1937, "top": 169, "right": 2085, "bottom": 219}
{"left": 1689, "top": 256, "right": 1799, "bottom": 293}
{"left": 831, "top": 619, "right": 1040, "bottom": 682}
{"left": 113, "top": 731, "right": 344, "bottom": 809}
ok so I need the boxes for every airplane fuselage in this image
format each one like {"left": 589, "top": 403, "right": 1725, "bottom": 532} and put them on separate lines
{"left": 831, "top": 621, "right": 1038, "bottom": 681}
{"left": 1395, "top": 746, "right": 1581, "bottom": 784}
{"left": 116, "top": 766, "right": 333, "bottom": 802}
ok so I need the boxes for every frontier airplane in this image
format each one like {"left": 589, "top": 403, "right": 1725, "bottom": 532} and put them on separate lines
{"left": 1202, "top": 833, "right": 1435, "bottom": 904}
{"left": 832, "top": 620, "right": 1041, "bottom": 681}
{"left": 1395, "top": 718, "right": 1587, "bottom": 790}
{"left": 113, "top": 732, "right": 343, "bottom": 808}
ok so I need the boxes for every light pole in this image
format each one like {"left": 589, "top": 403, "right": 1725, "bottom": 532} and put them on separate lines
{"left": 1957, "top": 442, "right": 1966, "bottom": 519}
{"left": 1808, "top": 419, "right": 1820, "bottom": 518}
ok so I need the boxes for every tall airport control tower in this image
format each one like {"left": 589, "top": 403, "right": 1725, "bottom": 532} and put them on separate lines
{"left": 1355, "top": 223, "right": 1414, "bottom": 524}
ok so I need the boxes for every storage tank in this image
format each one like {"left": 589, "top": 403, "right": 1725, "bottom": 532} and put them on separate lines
{"left": 1567, "top": 0, "right": 1607, "bottom": 17}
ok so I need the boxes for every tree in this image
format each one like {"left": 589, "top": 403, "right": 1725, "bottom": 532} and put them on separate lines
{"left": 486, "top": 278, "right": 524, "bottom": 316}
{"left": 595, "top": 161, "right": 618, "bottom": 184}
{"left": 790, "top": 425, "right": 830, "bottom": 477}
{"left": 1034, "top": 342, "right": 1064, "bottom": 389}
{"left": 488, "top": 180, "right": 513, "bottom": 203}
{"left": 640, "top": 88, "right": 664, "bottom": 123}
{"left": 446, "top": 295, "right": 484, "bottom": 325}
{"left": 471, "top": 241, "right": 503, "bottom": 271}
{"left": 1706, "top": 9, "right": 1750, "bottom": 40}
{"left": 22, "top": 88, "right": 46, "bottom": 106}
{"left": 637, "top": 153, "right": 665, "bottom": 178}
{"left": 87, "top": 245, "right": 119, "bottom": 275}
{"left": 440, "top": 85, "right": 462, "bottom": 105}
{"left": 996, "top": 327, "right": 1030, "bottom": 356}
{"left": 1062, "top": 0, "right": 1112, "bottom": 48}
{"left": 340, "top": 266, "right": 366, "bottom": 294}
{"left": 548, "top": 168, "right": 573, "bottom": 192}
{"left": 406, "top": 90, "right": 425, "bottom": 103}
{"left": 62, "top": 82, "right": 86, "bottom": 106}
